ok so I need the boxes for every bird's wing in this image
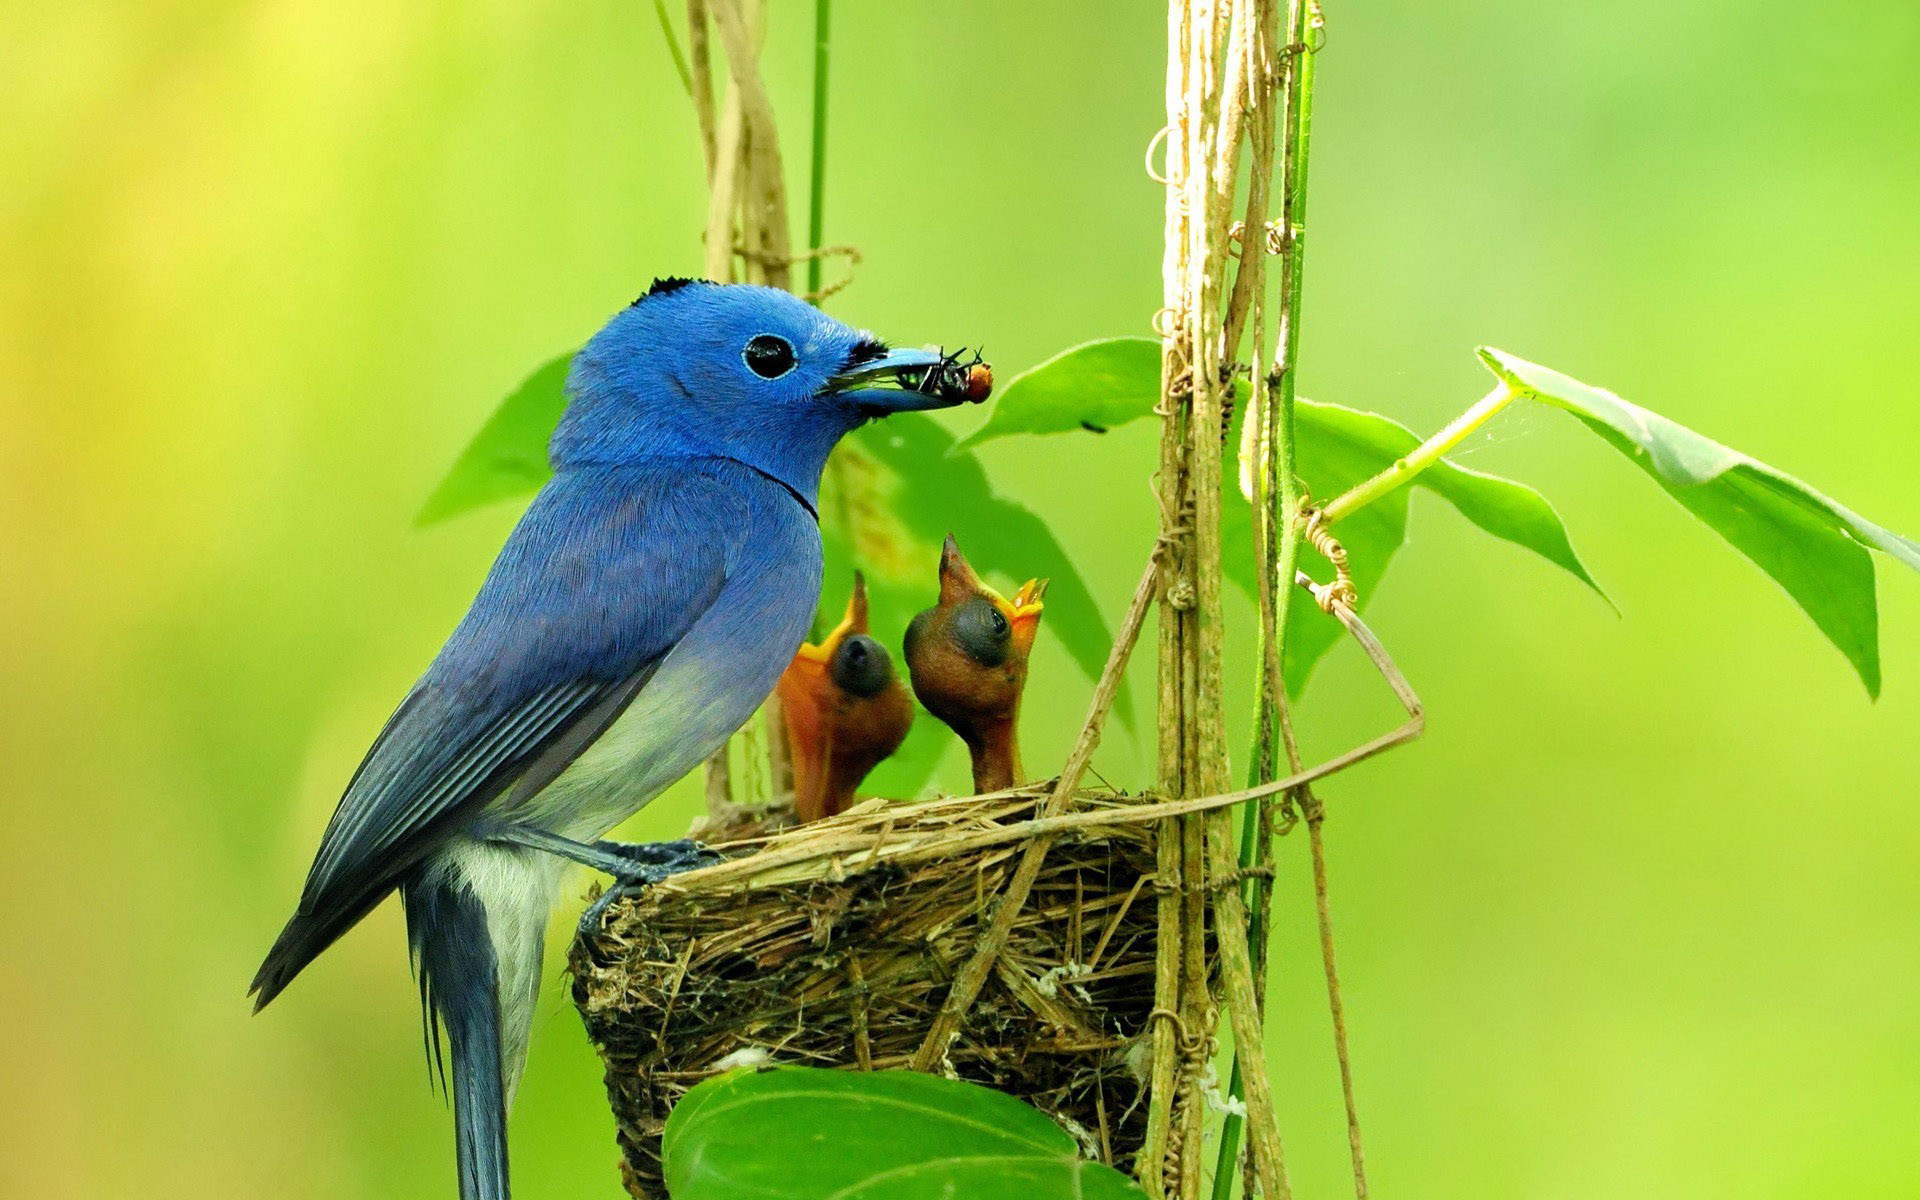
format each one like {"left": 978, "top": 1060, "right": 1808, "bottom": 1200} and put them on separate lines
{"left": 253, "top": 465, "right": 752, "bottom": 1005}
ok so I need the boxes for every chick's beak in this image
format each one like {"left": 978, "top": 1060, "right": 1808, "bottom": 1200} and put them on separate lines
{"left": 1003, "top": 578, "right": 1049, "bottom": 656}
{"left": 936, "top": 534, "right": 988, "bottom": 605}
{"left": 794, "top": 572, "right": 871, "bottom": 666}
{"left": 829, "top": 347, "right": 993, "bottom": 414}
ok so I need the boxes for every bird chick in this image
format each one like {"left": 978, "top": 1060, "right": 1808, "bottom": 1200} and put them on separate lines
{"left": 776, "top": 573, "right": 914, "bottom": 822}
{"left": 904, "top": 535, "right": 1047, "bottom": 793}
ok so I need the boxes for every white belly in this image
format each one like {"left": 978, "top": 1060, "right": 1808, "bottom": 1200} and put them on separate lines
{"left": 513, "top": 572, "right": 814, "bottom": 841}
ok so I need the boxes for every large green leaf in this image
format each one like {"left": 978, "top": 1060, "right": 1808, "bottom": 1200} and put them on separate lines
{"left": 663, "top": 1068, "right": 1145, "bottom": 1200}
{"left": 416, "top": 354, "right": 1117, "bottom": 798}
{"left": 961, "top": 337, "right": 1162, "bottom": 447}
{"left": 1481, "top": 348, "right": 1920, "bottom": 696}
{"left": 415, "top": 353, "right": 572, "bottom": 525}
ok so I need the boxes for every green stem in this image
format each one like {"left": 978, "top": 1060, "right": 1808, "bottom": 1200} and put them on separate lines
{"left": 1214, "top": 5, "right": 1320, "bottom": 1196}
{"left": 651, "top": 0, "right": 694, "bottom": 94}
{"left": 1276, "top": 7, "right": 1318, "bottom": 433}
{"left": 1318, "top": 382, "right": 1516, "bottom": 525}
{"left": 805, "top": 0, "right": 832, "bottom": 299}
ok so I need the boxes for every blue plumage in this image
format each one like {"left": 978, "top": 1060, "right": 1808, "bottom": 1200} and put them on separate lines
{"left": 252, "top": 283, "right": 977, "bottom": 1200}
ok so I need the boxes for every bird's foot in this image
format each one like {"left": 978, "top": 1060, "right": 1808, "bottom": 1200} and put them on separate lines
{"left": 576, "top": 838, "right": 725, "bottom": 938}
{"left": 591, "top": 837, "right": 724, "bottom": 874}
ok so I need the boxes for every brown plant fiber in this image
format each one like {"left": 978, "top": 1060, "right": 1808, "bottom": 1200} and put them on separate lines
{"left": 569, "top": 787, "right": 1166, "bottom": 1199}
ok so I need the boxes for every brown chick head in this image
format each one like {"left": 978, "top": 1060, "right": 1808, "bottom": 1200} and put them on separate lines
{"left": 902, "top": 535, "right": 1047, "bottom": 790}
{"left": 776, "top": 573, "right": 914, "bottom": 822}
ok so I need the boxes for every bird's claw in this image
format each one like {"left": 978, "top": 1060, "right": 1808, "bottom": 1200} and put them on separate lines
{"left": 576, "top": 838, "right": 724, "bottom": 938}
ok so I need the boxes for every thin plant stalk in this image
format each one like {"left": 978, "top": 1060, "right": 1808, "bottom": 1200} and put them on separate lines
{"left": 1140, "top": 0, "right": 1195, "bottom": 1186}
{"left": 652, "top": 0, "right": 694, "bottom": 93}
{"left": 1319, "top": 383, "right": 1516, "bottom": 524}
{"left": 806, "top": 0, "right": 832, "bottom": 298}
{"left": 1212, "top": 0, "right": 1322, "bottom": 1192}
{"left": 685, "top": 0, "right": 718, "bottom": 175}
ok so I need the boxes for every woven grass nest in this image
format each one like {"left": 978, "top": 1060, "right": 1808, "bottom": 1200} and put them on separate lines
{"left": 567, "top": 785, "right": 1167, "bottom": 1199}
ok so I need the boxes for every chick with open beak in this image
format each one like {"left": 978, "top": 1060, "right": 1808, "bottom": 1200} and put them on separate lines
{"left": 775, "top": 573, "right": 915, "bottom": 823}
{"left": 902, "top": 535, "right": 1048, "bottom": 794}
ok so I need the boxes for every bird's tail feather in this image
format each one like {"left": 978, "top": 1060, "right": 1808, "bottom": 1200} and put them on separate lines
{"left": 404, "top": 871, "right": 510, "bottom": 1200}
{"left": 250, "top": 886, "right": 391, "bottom": 1011}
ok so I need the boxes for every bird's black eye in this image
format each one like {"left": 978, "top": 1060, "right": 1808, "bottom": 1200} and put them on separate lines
{"left": 743, "top": 334, "right": 797, "bottom": 379}
{"left": 950, "top": 597, "right": 1012, "bottom": 668}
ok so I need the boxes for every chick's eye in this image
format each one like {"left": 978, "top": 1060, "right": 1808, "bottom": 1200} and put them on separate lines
{"left": 988, "top": 608, "right": 1010, "bottom": 637}
{"left": 743, "top": 334, "right": 797, "bottom": 379}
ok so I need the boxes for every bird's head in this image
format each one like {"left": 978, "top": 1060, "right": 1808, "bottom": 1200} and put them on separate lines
{"left": 903, "top": 535, "right": 1047, "bottom": 792}
{"left": 787, "top": 572, "right": 896, "bottom": 703}
{"left": 776, "top": 573, "right": 914, "bottom": 822}
{"left": 553, "top": 280, "right": 990, "bottom": 505}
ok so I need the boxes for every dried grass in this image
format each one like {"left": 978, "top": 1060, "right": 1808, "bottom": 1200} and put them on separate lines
{"left": 568, "top": 787, "right": 1167, "bottom": 1199}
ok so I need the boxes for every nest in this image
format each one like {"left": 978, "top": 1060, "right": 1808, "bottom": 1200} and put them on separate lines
{"left": 567, "top": 786, "right": 1166, "bottom": 1199}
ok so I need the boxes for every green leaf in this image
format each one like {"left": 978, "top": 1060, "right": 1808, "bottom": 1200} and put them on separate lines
{"left": 961, "top": 337, "right": 1163, "bottom": 446}
{"left": 1480, "top": 348, "right": 1920, "bottom": 696}
{"left": 965, "top": 340, "right": 1606, "bottom": 695}
{"left": 1234, "top": 398, "right": 1609, "bottom": 693}
{"left": 415, "top": 353, "right": 573, "bottom": 525}
{"left": 663, "top": 1067, "right": 1145, "bottom": 1200}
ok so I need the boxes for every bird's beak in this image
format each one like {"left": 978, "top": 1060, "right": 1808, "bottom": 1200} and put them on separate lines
{"left": 845, "top": 571, "right": 871, "bottom": 635}
{"left": 794, "top": 572, "right": 869, "bottom": 665}
{"left": 829, "top": 347, "right": 993, "bottom": 413}
{"left": 938, "top": 534, "right": 1048, "bottom": 652}
{"left": 937, "top": 534, "right": 988, "bottom": 605}
{"left": 1004, "top": 578, "right": 1049, "bottom": 657}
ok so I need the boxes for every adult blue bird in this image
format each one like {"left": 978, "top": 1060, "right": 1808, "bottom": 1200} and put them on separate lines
{"left": 250, "top": 279, "right": 986, "bottom": 1200}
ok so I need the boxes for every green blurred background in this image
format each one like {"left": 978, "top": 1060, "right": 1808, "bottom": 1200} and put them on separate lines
{"left": 4, "top": 1, "right": 1917, "bottom": 1196}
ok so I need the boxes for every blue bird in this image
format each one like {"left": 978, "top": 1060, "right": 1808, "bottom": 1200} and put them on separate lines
{"left": 251, "top": 280, "right": 983, "bottom": 1200}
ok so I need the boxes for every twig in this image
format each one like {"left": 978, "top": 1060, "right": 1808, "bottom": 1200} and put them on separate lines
{"left": 703, "top": 71, "right": 745, "bottom": 280}
{"left": 1190, "top": 3, "right": 1299, "bottom": 1197}
{"left": 703, "top": 745, "right": 732, "bottom": 811}
{"left": 684, "top": 0, "right": 717, "bottom": 178}
{"left": 1142, "top": 0, "right": 1198, "bottom": 1188}
{"left": 708, "top": 0, "right": 793, "bottom": 289}
{"left": 640, "top": 615, "right": 1417, "bottom": 897}
{"left": 1213, "top": 0, "right": 1288, "bottom": 1191}
{"left": 1307, "top": 808, "right": 1366, "bottom": 1198}
{"left": 912, "top": 552, "right": 1160, "bottom": 1071}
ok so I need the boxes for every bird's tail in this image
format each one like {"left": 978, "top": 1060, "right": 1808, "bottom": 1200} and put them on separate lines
{"left": 404, "top": 867, "right": 513, "bottom": 1200}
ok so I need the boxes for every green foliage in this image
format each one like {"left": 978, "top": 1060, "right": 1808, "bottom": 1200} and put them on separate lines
{"left": 963, "top": 337, "right": 1164, "bottom": 445}
{"left": 1238, "top": 398, "right": 1606, "bottom": 694}
{"left": 415, "top": 353, "right": 1116, "bottom": 796}
{"left": 415, "top": 354, "right": 573, "bottom": 526}
{"left": 1482, "top": 349, "right": 1920, "bottom": 696}
{"left": 970, "top": 338, "right": 1603, "bottom": 693}
{"left": 662, "top": 1067, "right": 1145, "bottom": 1199}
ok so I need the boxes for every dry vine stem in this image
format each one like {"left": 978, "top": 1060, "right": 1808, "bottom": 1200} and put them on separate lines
{"left": 1145, "top": 1, "right": 1298, "bottom": 1196}
{"left": 688, "top": 0, "right": 797, "bottom": 810}
{"left": 911, "top": 551, "right": 1163, "bottom": 1071}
